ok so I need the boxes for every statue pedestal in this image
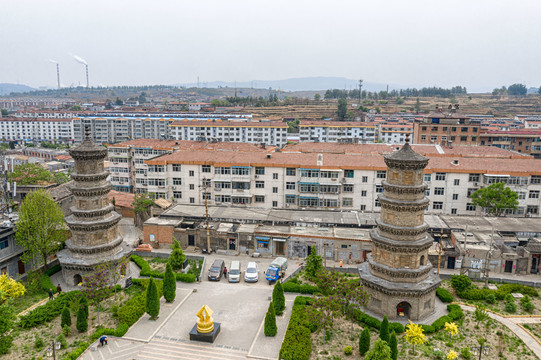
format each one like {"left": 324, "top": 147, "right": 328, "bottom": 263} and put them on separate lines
{"left": 189, "top": 322, "right": 221, "bottom": 343}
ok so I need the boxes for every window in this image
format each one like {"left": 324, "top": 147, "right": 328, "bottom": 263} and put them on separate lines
{"left": 202, "top": 165, "right": 211, "bottom": 173}
{"left": 343, "top": 184, "right": 353, "bottom": 192}
{"left": 173, "top": 191, "right": 182, "bottom": 199}
{"left": 255, "top": 195, "right": 265, "bottom": 203}
{"left": 362, "top": 176, "right": 368, "bottom": 183}
{"left": 375, "top": 199, "right": 380, "bottom": 207}
{"left": 435, "top": 172, "right": 446, "bottom": 181}
{"left": 361, "top": 190, "right": 367, "bottom": 197}
{"left": 255, "top": 167, "right": 265, "bottom": 175}
{"left": 421, "top": 126, "right": 427, "bottom": 131}
{"left": 518, "top": 192, "right": 526, "bottom": 200}
{"left": 273, "top": 173, "right": 278, "bottom": 180}
{"left": 376, "top": 185, "right": 384, "bottom": 193}
{"left": 172, "top": 164, "right": 181, "bottom": 172}
{"left": 434, "top": 187, "right": 445, "bottom": 195}
{"left": 461, "top": 127, "right": 468, "bottom": 133}
{"left": 173, "top": 178, "right": 182, "bottom": 185}
{"left": 453, "top": 179, "right": 460, "bottom": 186}
{"left": 0, "top": 238, "right": 8, "bottom": 250}
{"left": 255, "top": 181, "right": 264, "bottom": 189}
{"left": 232, "top": 167, "right": 250, "bottom": 175}
{"left": 300, "top": 169, "right": 319, "bottom": 178}
{"left": 460, "top": 136, "right": 468, "bottom": 142}
{"left": 421, "top": 135, "right": 427, "bottom": 141}
{"left": 425, "top": 189, "right": 430, "bottom": 196}
{"left": 467, "top": 188, "right": 477, "bottom": 197}
{"left": 431, "top": 126, "right": 438, "bottom": 131}
{"left": 527, "top": 206, "right": 539, "bottom": 215}
{"left": 424, "top": 174, "right": 431, "bottom": 182}
{"left": 286, "top": 182, "right": 296, "bottom": 190}
{"left": 451, "top": 208, "right": 457, "bottom": 214}
{"left": 215, "top": 167, "right": 231, "bottom": 175}
{"left": 451, "top": 127, "right": 457, "bottom": 132}
{"left": 466, "top": 203, "right": 476, "bottom": 211}
{"left": 360, "top": 205, "right": 366, "bottom": 211}
{"left": 452, "top": 194, "right": 458, "bottom": 200}
{"left": 273, "top": 187, "right": 278, "bottom": 193}
{"left": 431, "top": 136, "right": 437, "bottom": 142}
{"left": 344, "top": 169, "right": 354, "bottom": 178}
{"left": 285, "top": 195, "right": 296, "bottom": 204}
{"left": 189, "top": 184, "right": 195, "bottom": 190}
{"left": 202, "top": 192, "right": 211, "bottom": 200}
{"left": 376, "top": 171, "right": 387, "bottom": 179}
{"left": 433, "top": 202, "right": 443, "bottom": 210}
{"left": 286, "top": 168, "right": 296, "bottom": 176}
{"left": 190, "top": 197, "right": 195, "bottom": 204}
{"left": 531, "top": 176, "right": 541, "bottom": 184}
{"left": 189, "top": 170, "right": 194, "bottom": 177}
{"left": 529, "top": 190, "right": 540, "bottom": 199}
{"left": 272, "top": 201, "right": 278, "bottom": 207}
{"left": 342, "top": 198, "right": 353, "bottom": 206}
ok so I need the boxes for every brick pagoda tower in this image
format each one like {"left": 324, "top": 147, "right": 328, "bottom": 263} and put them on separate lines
{"left": 57, "top": 133, "right": 131, "bottom": 286}
{"left": 359, "top": 138, "right": 441, "bottom": 320}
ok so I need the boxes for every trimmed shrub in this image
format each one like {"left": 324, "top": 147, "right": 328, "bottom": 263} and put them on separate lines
{"left": 146, "top": 277, "right": 160, "bottom": 320}
{"left": 521, "top": 296, "right": 535, "bottom": 313}
{"left": 460, "top": 347, "right": 472, "bottom": 360}
{"left": 351, "top": 309, "right": 405, "bottom": 334}
{"left": 388, "top": 322, "right": 405, "bottom": 334}
{"left": 389, "top": 331, "right": 398, "bottom": 360}
{"left": 450, "top": 274, "right": 472, "bottom": 292}
{"left": 61, "top": 306, "right": 71, "bottom": 328}
{"left": 131, "top": 255, "right": 195, "bottom": 283}
{"left": 168, "top": 239, "right": 186, "bottom": 270}
{"left": 379, "top": 315, "right": 389, "bottom": 343}
{"left": 299, "top": 284, "right": 319, "bottom": 294}
{"left": 264, "top": 301, "right": 277, "bottom": 336}
{"left": 273, "top": 282, "right": 286, "bottom": 315}
{"left": 62, "top": 325, "right": 72, "bottom": 337}
{"left": 56, "top": 333, "right": 67, "bottom": 349}
{"left": 279, "top": 297, "right": 312, "bottom": 360}
{"left": 282, "top": 282, "right": 300, "bottom": 293}
{"left": 344, "top": 345, "right": 353, "bottom": 356}
{"left": 359, "top": 327, "right": 370, "bottom": 355}
{"left": 436, "top": 287, "right": 454, "bottom": 303}
{"left": 447, "top": 304, "right": 464, "bottom": 320}
{"left": 76, "top": 305, "right": 88, "bottom": 332}
{"left": 505, "top": 301, "right": 517, "bottom": 313}
{"left": 63, "top": 341, "right": 89, "bottom": 360}
{"left": 163, "top": 263, "right": 176, "bottom": 303}
{"left": 118, "top": 293, "right": 145, "bottom": 326}
{"left": 19, "top": 291, "right": 79, "bottom": 329}
{"left": 485, "top": 293, "right": 496, "bottom": 304}
{"left": 293, "top": 296, "right": 312, "bottom": 306}
{"left": 115, "top": 323, "right": 129, "bottom": 337}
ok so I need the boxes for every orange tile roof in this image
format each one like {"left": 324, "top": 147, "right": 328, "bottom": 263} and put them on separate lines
{"left": 299, "top": 120, "right": 377, "bottom": 127}
{"left": 53, "top": 155, "right": 72, "bottom": 161}
{"left": 109, "top": 190, "right": 135, "bottom": 209}
{"left": 108, "top": 139, "right": 268, "bottom": 152}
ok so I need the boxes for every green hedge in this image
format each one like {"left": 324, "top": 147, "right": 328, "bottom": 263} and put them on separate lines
{"left": 282, "top": 281, "right": 319, "bottom": 294}
{"left": 130, "top": 255, "right": 196, "bottom": 283}
{"left": 436, "top": 288, "right": 454, "bottom": 303}
{"left": 352, "top": 309, "right": 405, "bottom": 334}
{"left": 421, "top": 305, "right": 464, "bottom": 334}
{"left": 61, "top": 341, "right": 88, "bottom": 360}
{"left": 19, "top": 291, "right": 80, "bottom": 329}
{"left": 279, "top": 297, "right": 312, "bottom": 360}
{"left": 117, "top": 278, "right": 163, "bottom": 327}
{"left": 458, "top": 283, "right": 538, "bottom": 301}
{"left": 89, "top": 324, "right": 130, "bottom": 342}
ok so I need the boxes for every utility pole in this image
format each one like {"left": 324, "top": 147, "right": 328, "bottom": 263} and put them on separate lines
{"left": 200, "top": 177, "right": 211, "bottom": 253}
{"left": 484, "top": 225, "right": 495, "bottom": 289}
{"left": 358, "top": 79, "right": 363, "bottom": 105}
{"left": 437, "top": 227, "right": 443, "bottom": 276}
{"left": 460, "top": 224, "right": 469, "bottom": 275}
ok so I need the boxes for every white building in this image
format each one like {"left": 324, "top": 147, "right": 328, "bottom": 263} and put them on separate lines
{"left": 298, "top": 121, "right": 377, "bottom": 143}
{"left": 378, "top": 123, "right": 413, "bottom": 144}
{"left": 0, "top": 118, "right": 73, "bottom": 142}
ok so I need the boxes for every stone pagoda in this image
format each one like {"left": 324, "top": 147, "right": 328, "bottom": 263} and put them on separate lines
{"left": 359, "top": 138, "right": 441, "bottom": 320}
{"left": 57, "top": 134, "right": 131, "bottom": 286}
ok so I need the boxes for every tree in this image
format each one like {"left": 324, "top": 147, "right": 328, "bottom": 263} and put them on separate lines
{"left": 0, "top": 303, "right": 15, "bottom": 354}
{"left": 15, "top": 189, "right": 66, "bottom": 270}
{"left": 379, "top": 315, "right": 389, "bottom": 343}
{"left": 0, "top": 274, "right": 26, "bottom": 304}
{"left": 8, "top": 163, "right": 53, "bottom": 185}
{"left": 538, "top": 86, "right": 541, "bottom": 95}
{"left": 304, "top": 246, "right": 323, "bottom": 279}
{"left": 70, "top": 105, "right": 82, "bottom": 111}
{"left": 81, "top": 265, "right": 112, "bottom": 326}
{"left": 447, "top": 349, "right": 458, "bottom": 360}
{"left": 163, "top": 263, "right": 176, "bottom": 303}
{"left": 359, "top": 327, "right": 371, "bottom": 355}
{"left": 0, "top": 109, "right": 8, "bottom": 116}
{"left": 314, "top": 93, "right": 321, "bottom": 102}
{"left": 168, "top": 239, "right": 186, "bottom": 270}
{"left": 337, "top": 97, "right": 348, "bottom": 120}
{"left": 471, "top": 182, "right": 518, "bottom": 216}
{"left": 389, "top": 331, "right": 398, "bottom": 360}
{"left": 414, "top": 97, "right": 421, "bottom": 112}
{"left": 272, "top": 281, "right": 285, "bottom": 315}
{"left": 76, "top": 304, "right": 88, "bottom": 332}
{"left": 264, "top": 301, "right": 277, "bottom": 336}
{"left": 405, "top": 320, "right": 427, "bottom": 354}
{"left": 444, "top": 322, "right": 458, "bottom": 338}
{"left": 365, "top": 339, "right": 392, "bottom": 360}
{"left": 146, "top": 277, "right": 160, "bottom": 320}
{"left": 61, "top": 306, "right": 71, "bottom": 328}
{"left": 507, "top": 83, "right": 527, "bottom": 96}
{"left": 53, "top": 172, "right": 70, "bottom": 184}
{"left": 115, "top": 97, "right": 123, "bottom": 105}
{"left": 132, "top": 192, "right": 154, "bottom": 226}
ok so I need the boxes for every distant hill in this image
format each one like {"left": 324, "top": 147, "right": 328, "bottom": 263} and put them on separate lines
{"left": 177, "top": 77, "right": 400, "bottom": 92}
{"left": 0, "top": 83, "right": 36, "bottom": 96}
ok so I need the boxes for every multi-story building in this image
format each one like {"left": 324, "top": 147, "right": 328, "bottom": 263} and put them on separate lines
{"left": 118, "top": 141, "right": 541, "bottom": 217}
{"left": 378, "top": 123, "right": 413, "bottom": 144}
{"left": 0, "top": 117, "right": 73, "bottom": 142}
{"left": 412, "top": 113, "right": 481, "bottom": 146}
{"left": 479, "top": 130, "right": 541, "bottom": 158}
{"left": 169, "top": 120, "right": 288, "bottom": 146}
{"left": 0, "top": 225, "right": 27, "bottom": 278}
{"left": 298, "top": 121, "right": 377, "bottom": 143}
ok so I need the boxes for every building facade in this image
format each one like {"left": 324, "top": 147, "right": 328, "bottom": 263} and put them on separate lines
{"left": 299, "top": 121, "right": 377, "bottom": 143}
{"left": 479, "top": 130, "right": 541, "bottom": 159}
{"left": 0, "top": 117, "right": 73, "bottom": 142}
{"left": 413, "top": 113, "right": 481, "bottom": 146}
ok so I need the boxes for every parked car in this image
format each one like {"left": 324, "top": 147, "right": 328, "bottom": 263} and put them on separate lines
{"left": 228, "top": 260, "right": 241, "bottom": 283}
{"left": 208, "top": 259, "right": 225, "bottom": 281}
{"left": 244, "top": 262, "right": 259, "bottom": 283}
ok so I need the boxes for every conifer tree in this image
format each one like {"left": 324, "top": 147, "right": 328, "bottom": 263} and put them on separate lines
{"left": 379, "top": 315, "right": 390, "bottom": 343}
{"left": 146, "top": 277, "right": 160, "bottom": 320}
{"left": 61, "top": 306, "right": 71, "bottom": 328}
{"left": 76, "top": 305, "right": 88, "bottom": 332}
{"left": 264, "top": 301, "right": 277, "bottom": 336}
{"left": 163, "top": 263, "right": 176, "bottom": 303}
{"left": 272, "top": 281, "right": 286, "bottom": 315}
{"left": 389, "top": 331, "right": 398, "bottom": 360}
{"left": 168, "top": 239, "right": 186, "bottom": 270}
{"left": 359, "top": 327, "right": 371, "bottom": 355}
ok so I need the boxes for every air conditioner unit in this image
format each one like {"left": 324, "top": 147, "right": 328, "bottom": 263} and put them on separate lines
{"left": 172, "top": 186, "right": 177, "bottom": 190}
{"left": 331, "top": 178, "right": 337, "bottom": 181}
{"left": 255, "top": 175, "right": 259, "bottom": 178}
{"left": 474, "top": 182, "right": 479, "bottom": 186}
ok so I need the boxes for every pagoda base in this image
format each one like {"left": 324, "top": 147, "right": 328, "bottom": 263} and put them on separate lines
{"left": 358, "top": 262, "right": 441, "bottom": 321}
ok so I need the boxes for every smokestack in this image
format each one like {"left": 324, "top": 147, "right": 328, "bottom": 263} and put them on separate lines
{"left": 49, "top": 60, "right": 61, "bottom": 89}
{"left": 72, "top": 55, "right": 89, "bottom": 88}
{"left": 85, "top": 64, "right": 89, "bottom": 88}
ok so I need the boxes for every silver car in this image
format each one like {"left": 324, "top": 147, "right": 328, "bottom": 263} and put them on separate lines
{"left": 244, "top": 262, "right": 259, "bottom": 283}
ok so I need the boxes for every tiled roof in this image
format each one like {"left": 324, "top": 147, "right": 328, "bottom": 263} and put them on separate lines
{"left": 299, "top": 120, "right": 377, "bottom": 127}
{"left": 170, "top": 120, "right": 287, "bottom": 128}
{"left": 109, "top": 190, "right": 135, "bottom": 209}
{"left": 109, "top": 139, "right": 267, "bottom": 152}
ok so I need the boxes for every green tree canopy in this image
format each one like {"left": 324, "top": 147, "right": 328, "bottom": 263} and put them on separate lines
{"left": 0, "top": 109, "right": 8, "bottom": 116}
{"left": 507, "top": 83, "right": 527, "bottom": 96}
{"left": 336, "top": 97, "right": 348, "bottom": 120}
{"left": 470, "top": 182, "right": 518, "bottom": 216}
{"left": 15, "top": 189, "right": 66, "bottom": 270}
{"left": 365, "top": 339, "right": 392, "bottom": 360}
{"left": 8, "top": 163, "right": 53, "bottom": 185}
{"left": 168, "top": 239, "right": 186, "bottom": 270}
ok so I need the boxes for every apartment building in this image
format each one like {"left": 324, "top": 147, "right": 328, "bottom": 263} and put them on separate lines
{"left": 298, "top": 121, "right": 377, "bottom": 143}
{"left": 378, "top": 123, "right": 413, "bottom": 144}
{"left": 0, "top": 117, "right": 73, "bottom": 142}
{"left": 479, "top": 130, "right": 541, "bottom": 158}
{"left": 169, "top": 120, "right": 288, "bottom": 146}
{"left": 412, "top": 113, "right": 481, "bottom": 146}
{"left": 114, "top": 141, "right": 541, "bottom": 217}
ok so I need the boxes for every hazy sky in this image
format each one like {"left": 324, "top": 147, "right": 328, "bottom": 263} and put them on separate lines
{"left": 1, "top": 0, "right": 540, "bottom": 92}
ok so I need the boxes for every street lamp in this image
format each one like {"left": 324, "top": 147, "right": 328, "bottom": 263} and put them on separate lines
{"left": 46, "top": 340, "right": 61, "bottom": 359}
{"left": 472, "top": 338, "right": 489, "bottom": 360}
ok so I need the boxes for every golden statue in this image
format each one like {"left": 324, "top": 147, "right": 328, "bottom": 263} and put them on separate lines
{"left": 196, "top": 305, "right": 214, "bottom": 333}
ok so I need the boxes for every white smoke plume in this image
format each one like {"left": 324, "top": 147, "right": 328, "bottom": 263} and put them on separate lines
{"left": 48, "top": 59, "right": 58, "bottom": 64}
{"left": 73, "top": 55, "right": 87, "bottom": 65}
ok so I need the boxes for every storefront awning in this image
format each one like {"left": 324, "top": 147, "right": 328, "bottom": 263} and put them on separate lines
{"left": 273, "top": 238, "right": 287, "bottom": 242}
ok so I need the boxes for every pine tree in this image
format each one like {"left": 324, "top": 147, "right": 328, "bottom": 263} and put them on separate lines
{"left": 76, "top": 305, "right": 88, "bottom": 332}
{"left": 146, "top": 277, "right": 160, "bottom": 320}
{"left": 168, "top": 239, "right": 186, "bottom": 270}
{"left": 80, "top": 296, "right": 89, "bottom": 319}
{"left": 61, "top": 306, "right": 71, "bottom": 328}
{"left": 264, "top": 301, "right": 277, "bottom": 336}
{"left": 272, "top": 281, "right": 286, "bottom": 315}
{"left": 163, "top": 263, "right": 176, "bottom": 303}
{"left": 359, "top": 327, "right": 371, "bottom": 355}
{"left": 379, "top": 315, "right": 390, "bottom": 343}
{"left": 389, "top": 331, "right": 398, "bottom": 360}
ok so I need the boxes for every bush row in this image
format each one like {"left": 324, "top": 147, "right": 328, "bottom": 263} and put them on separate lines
{"left": 61, "top": 341, "right": 89, "bottom": 360}
{"left": 436, "top": 288, "right": 454, "bottom": 303}
{"left": 89, "top": 324, "right": 130, "bottom": 342}
{"left": 451, "top": 274, "right": 538, "bottom": 301}
{"left": 279, "top": 296, "right": 312, "bottom": 360}
{"left": 282, "top": 281, "right": 319, "bottom": 294}
{"left": 117, "top": 278, "right": 163, "bottom": 327}
{"left": 19, "top": 291, "right": 79, "bottom": 329}
{"left": 351, "top": 309, "right": 405, "bottom": 334}
{"left": 421, "top": 304, "right": 464, "bottom": 334}
{"left": 130, "top": 255, "right": 196, "bottom": 283}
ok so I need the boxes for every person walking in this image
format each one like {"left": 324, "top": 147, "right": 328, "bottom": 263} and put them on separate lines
{"left": 56, "top": 284, "right": 62, "bottom": 294}
{"left": 223, "top": 266, "right": 228, "bottom": 279}
{"left": 48, "top": 288, "right": 54, "bottom": 300}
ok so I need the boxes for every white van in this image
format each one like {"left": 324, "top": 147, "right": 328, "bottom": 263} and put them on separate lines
{"left": 229, "top": 261, "right": 241, "bottom": 283}
{"left": 244, "top": 262, "right": 259, "bottom": 283}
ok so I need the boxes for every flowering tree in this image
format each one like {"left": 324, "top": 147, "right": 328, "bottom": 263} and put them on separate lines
{"left": 81, "top": 264, "right": 112, "bottom": 326}
{"left": 0, "top": 275, "right": 26, "bottom": 304}
{"left": 405, "top": 320, "right": 427, "bottom": 354}
{"left": 444, "top": 322, "right": 459, "bottom": 340}
{"left": 447, "top": 350, "right": 458, "bottom": 360}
